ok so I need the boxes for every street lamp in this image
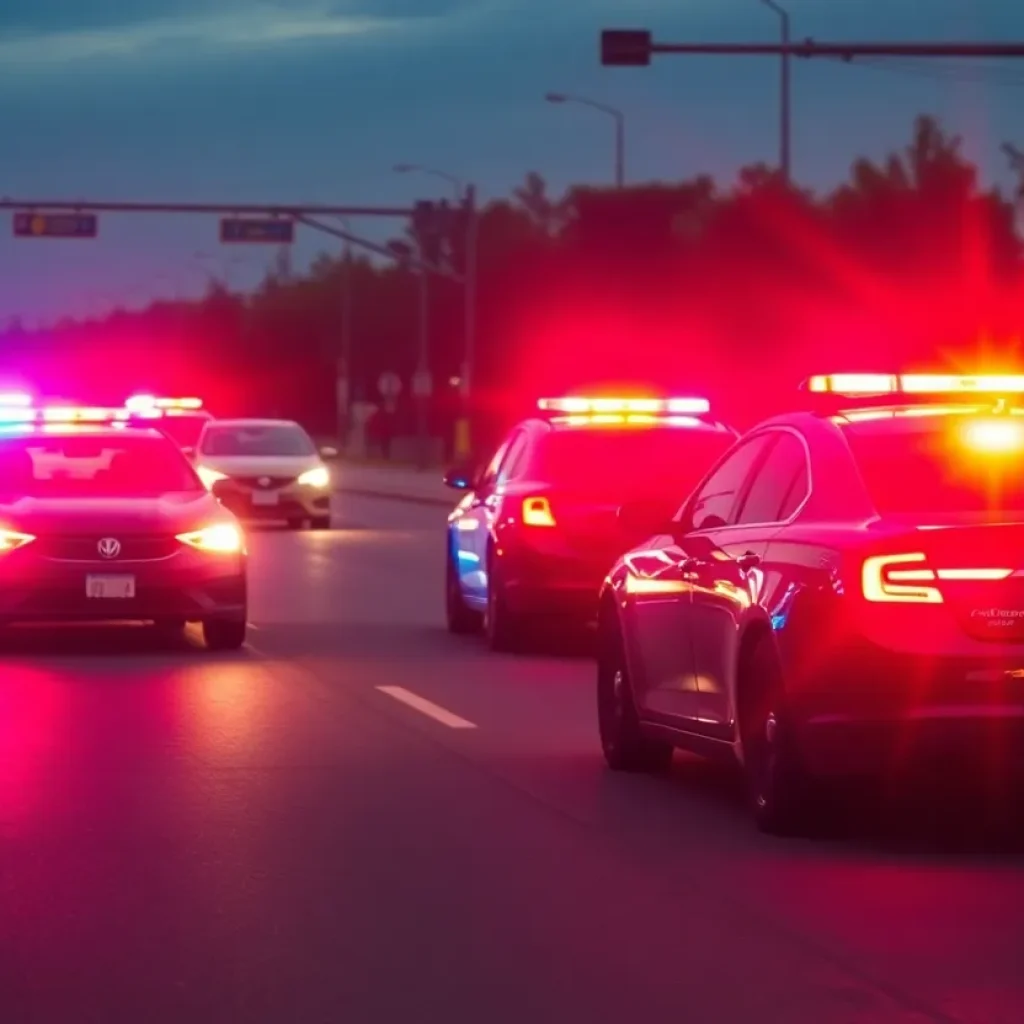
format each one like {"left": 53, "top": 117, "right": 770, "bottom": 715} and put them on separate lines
{"left": 545, "top": 91, "right": 625, "bottom": 188}
{"left": 759, "top": 0, "right": 791, "bottom": 184}
{"left": 393, "top": 162, "right": 478, "bottom": 462}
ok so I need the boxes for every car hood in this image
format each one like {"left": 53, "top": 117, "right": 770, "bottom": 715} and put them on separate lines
{"left": 0, "top": 492, "right": 222, "bottom": 534}
{"left": 195, "top": 455, "right": 323, "bottom": 478}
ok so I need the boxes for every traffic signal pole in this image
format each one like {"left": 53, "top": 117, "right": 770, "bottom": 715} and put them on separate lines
{"left": 600, "top": 31, "right": 1024, "bottom": 64}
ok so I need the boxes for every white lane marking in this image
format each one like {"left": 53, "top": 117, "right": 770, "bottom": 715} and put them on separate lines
{"left": 376, "top": 686, "right": 477, "bottom": 729}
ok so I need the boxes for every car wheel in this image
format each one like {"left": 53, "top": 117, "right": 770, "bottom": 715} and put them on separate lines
{"left": 484, "top": 553, "right": 529, "bottom": 652}
{"left": 739, "top": 634, "right": 817, "bottom": 835}
{"left": 311, "top": 515, "right": 332, "bottom": 530}
{"left": 446, "top": 552, "right": 482, "bottom": 634}
{"left": 202, "top": 616, "right": 247, "bottom": 651}
{"left": 597, "top": 612, "right": 673, "bottom": 772}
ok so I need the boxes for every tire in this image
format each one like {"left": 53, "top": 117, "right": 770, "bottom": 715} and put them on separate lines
{"left": 311, "top": 515, "right": 332, "bottom": 530}
{"left": 203, "top": 616, "right": 247, "bottom": 651}
{"left": 597, "top": 611, "right": 673, "bottom": 773}
{"left": 153, "top": 618, "right": 186, "bottom": 637}
{"left": 446, "top": 551, "right": 482, "bottom": 634}
{"left": 484, "top": 553, "right": 529, "bottom": 653}
{"left": 739, "top": 633, "right": 817, "bottom": 835}
{"left": 287, "top": 518, "right": 305, "bottom": 530}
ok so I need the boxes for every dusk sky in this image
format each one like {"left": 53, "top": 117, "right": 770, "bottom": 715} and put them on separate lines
{"left": 1, "top": 0, "right": 1022, "bottom": 325}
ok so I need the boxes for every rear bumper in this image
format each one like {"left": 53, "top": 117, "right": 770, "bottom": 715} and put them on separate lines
{"left": 791, "top": 638, "right": 1024, "bottom": 778}
{"left": 0, "top": 550, "right": 246, "bottom": 623}
{"left": 500, "top": 546, "right": 615, "bottom": 619}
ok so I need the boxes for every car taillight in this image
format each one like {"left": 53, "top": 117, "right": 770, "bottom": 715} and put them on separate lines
{"left": 522, "top": 496, "right": 556, "bottom": 527}
{"left": 0, "top": 529, "right": 34, "bottom": 552}
{"left": 861, "top": 552, "right": 1012, "bottom": 604}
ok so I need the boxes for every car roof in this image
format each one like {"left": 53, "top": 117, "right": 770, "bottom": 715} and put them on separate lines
{"left": 203, "top": 418, "right": 302, "bottom": 429}
{"left": 0, "top": 424, "right": 165, "bottom": 440}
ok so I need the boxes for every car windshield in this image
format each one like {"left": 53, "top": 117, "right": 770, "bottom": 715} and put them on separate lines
{"left": 535, "top": 426, "right": 734, "bottom": 497}
{"left": 845, "top": 417, "right": 1024, "bottom": 516}
{"left": 0, "top": 433, "right": 201, "bottom": 497}
{"left": 199, "top": 423, "right": 315, "bottom": 457}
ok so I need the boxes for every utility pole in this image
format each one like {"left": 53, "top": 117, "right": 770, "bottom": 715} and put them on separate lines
{"left": 339, "top": 233, "right": 354, "bottom": 450}
{"left": 459, "top": 184, "right": 477, "bottom": 462}
{"left": 759, "top": 1, "right": 791, "bottom": 184}
{"left": 416, "top": 267, "right": 430, "bottom": 469}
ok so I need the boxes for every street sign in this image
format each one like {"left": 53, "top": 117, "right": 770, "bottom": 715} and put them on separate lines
{"left": 13, "top": 211, "right": 98, "bottom": 238}
{"left": 219, "top": 218, "right": 294, "bottom": 243}
{"left": 412, "top": 370, "right": 432, "bottom": 398}
{"left": 600, "top": 29, "right": 652, "bottom": 66}
{"left": 378, "top": 372, "right": 402, "bottom": 398}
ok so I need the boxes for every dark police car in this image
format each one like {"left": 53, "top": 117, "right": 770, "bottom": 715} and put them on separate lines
{"left": 0, "top": 406, "right": 247, "bottom": 649}
{"left": 597, "top": 373, "right": 1024, "bottom": 833}
{"left": 444, "top": 395, "right": 738, "bottom": 651}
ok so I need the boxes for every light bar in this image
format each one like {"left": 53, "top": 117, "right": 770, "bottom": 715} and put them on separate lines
{"left": 0, "top": 392, "right": 32, "bottom": 407}
{"left": 125, "top": 394, "right": 203, "bottom": 411}
{"left": 537, "top": 396, "right": 710, "bottom": 415}
{"left": 807, "top": 373, "right": 1024, "bottom": 396}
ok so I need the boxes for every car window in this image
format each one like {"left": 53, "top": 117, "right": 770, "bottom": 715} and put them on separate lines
{"left": 199, "top": 423, "right": 314, "bottom": 457}
{"left": 0, "top": 434, "right": 200, "bottom": 497}
{"left": 479, "top": 437, "right": 514, "bottom": 489}
{"left": 497, "top": 433, "right": 530, "bottom": 485}
{"left": 683, "top": 434, "right": 777, "bottom": 531}
{"left": 734, "top": 433, "right": 809, "bottom": 525}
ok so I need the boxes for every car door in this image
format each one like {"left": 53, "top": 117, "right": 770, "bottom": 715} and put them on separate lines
{"left": 688, "top": 430, "right": 811, "bottom": 736}
{"left": 452, "top": 434, "right": 520, "bottom": 604}
{"left": 627, "top": 434, "right": 778, "bottom": 724}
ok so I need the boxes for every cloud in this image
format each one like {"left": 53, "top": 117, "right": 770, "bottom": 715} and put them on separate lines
{"left": 0, "top": 1, "right": 468, "bottom": 70}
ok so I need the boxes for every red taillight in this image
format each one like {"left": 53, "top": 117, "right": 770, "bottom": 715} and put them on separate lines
{"left": 862, "top": 552, "right": 1012, "bottom": 604}
{"left": 522, "top": 496, "right": 556, "bottom": 527}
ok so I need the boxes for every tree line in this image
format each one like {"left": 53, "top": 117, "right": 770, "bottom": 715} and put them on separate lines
{"left": 3, "top": 115, "right": 1022, "bottom": 449}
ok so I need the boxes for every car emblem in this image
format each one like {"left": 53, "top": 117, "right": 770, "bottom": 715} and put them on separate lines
{"left": 97, "top": 537, "right": 121, "bottom": 559}
{"left": 259, "top": 476, "right": 270, "bottom": 487}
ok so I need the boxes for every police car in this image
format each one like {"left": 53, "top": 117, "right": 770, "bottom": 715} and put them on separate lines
{"left": 124, "top": 395, "right": 213, "bottom": 456}
{"left": 0, "top": 404, "right": 247, "bottom": 649}
{"left": 597, "top": 373, "right": 1024, "bottom": 834}
{"left": 444, "top": 395, "right": 738, "bottom": 651}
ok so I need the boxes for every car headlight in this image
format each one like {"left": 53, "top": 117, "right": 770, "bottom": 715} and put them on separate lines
{"left": 297, "top": 465, "right": 330, "bottom": 488}
{"left": 197, "top": 465, "right": 227, "bottom": 489}
{"left": 176, "top": 523, "right": 244, "bottom": 553}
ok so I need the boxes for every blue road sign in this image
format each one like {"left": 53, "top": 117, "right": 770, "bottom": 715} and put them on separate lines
{"left": 13, "top": 211, "right": 98, "bottom": 238}
{"left": 220, "top": 218, "right": 294, "bottom": 243}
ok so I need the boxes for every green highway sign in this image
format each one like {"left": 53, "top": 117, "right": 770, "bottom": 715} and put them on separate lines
{"left": 220, "top": 218, "right": 295, "bottom": 243}
{"left": 13, "top": 211, "right": 98, "bottom": 238}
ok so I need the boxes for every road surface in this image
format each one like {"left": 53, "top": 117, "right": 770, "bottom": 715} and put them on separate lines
{"left": 2, "top": 493, "right": 1023, "bottom": 1023}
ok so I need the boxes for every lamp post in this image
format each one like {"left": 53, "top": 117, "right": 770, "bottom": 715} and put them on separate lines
{"left": 545, "top": 91, "right": 625, "bottom": 187}
{"left": 759, "top": 0, "right": 792, "bottom": 184}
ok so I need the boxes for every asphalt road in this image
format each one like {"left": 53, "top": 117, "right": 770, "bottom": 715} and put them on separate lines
{"left": 2, "top": 493, "right": 1024, "bottom": 1023}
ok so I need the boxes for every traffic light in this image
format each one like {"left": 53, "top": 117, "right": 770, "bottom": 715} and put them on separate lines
{"left": 600, "top": 29, "right": 652, "bottom": 66}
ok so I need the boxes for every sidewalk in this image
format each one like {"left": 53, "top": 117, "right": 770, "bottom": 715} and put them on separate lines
{"left": 334, "top": 461, "right": 455, "bottom": 507}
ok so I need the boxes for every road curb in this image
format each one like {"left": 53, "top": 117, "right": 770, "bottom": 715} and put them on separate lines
{"left": 339, "top": 488, "right": 454, "bottom": 508}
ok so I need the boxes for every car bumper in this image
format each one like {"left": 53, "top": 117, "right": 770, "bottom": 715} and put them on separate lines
{"left": 791, "top": 639, "right": 1024, "bottom": 779}
{"left": 500, "top": 547, "right": 614, "bottom": 620}
{"left": 213, "top": 481, "right": 331, "bottom": 521}
{"left": 0, "top": 549, "right": 246, "bottom": 623}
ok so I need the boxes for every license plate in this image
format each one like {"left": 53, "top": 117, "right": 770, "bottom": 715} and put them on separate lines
{"left": 252, "top": 490, "right": 279, "bottom": 506}
{"left": 86, "top": 575, "right": 136, "bottom": 599}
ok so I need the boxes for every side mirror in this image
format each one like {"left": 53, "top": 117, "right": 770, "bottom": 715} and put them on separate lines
{"left": 617, "top": 498, "right": 678, "bottom": 537}
{"left": 443, "top": 466, "right": 475, "bottom": 490}
{"left": 319, "top": 445, "right": 339, "bottom": 459}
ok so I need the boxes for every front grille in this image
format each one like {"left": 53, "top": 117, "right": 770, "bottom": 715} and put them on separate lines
{"left": 38, "top": 534, "right": 179, "bottom": 562}
{"left": 228, "top": 475, "right": 297, "bottom": 489}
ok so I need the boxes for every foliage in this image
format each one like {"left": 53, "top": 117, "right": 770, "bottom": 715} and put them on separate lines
{"left": 4, "top": 115, "right": 1022, "bottom": 441}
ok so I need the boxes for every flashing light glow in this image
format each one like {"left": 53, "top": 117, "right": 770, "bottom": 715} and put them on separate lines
{"left": 522, "top": 496, "right": 556, "bottom": 527}
{"left": 962, "top": 419, "right": 1024, "bottom": 452}
{"left": 196, "top": 466, "right": 227, "bottom": 489}
{"left": 176, "top": 523, "right": 243, "bottom": 553}
{"left": 126, "top": 395, "right": 203, "bottom": 411}
{"left": 38, "top": 406, "right": 130, "bottom": 423}
{"left": 808, "top": 373, "right": 1024, "bottom": 396}
{"left": 0, "top": 393, "right": 32, "bottom": 407}
{"left": 551, "top": 414, "right": 706, "bottom": 428}
{"left": 297, "top": 466, "right": 330, "bottom": 488}
{"left": 538, "top": 396, "right": 710, "bottom": 415}
{"left": 0, "top": 529, "right": 35, "bottom": 552}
